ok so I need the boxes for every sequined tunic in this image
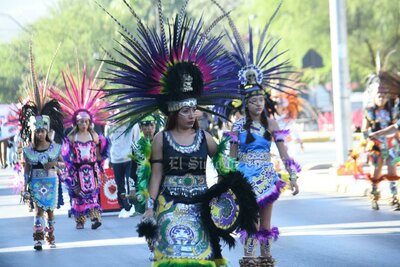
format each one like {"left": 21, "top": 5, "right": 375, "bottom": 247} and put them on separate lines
{"left": 24, "top": 143, "right": 61, "bottom": 211}
{"left": 365, "top": 107, "right": 396, "bottom": 160}
{"left": 154, "top": 130, "right": 215, "bottom": 263}
{"left": 233, "top": 118, "right": 285, "bottom": 207}
{"left": 69, "top": 138, "right": 101, "bottom": 215}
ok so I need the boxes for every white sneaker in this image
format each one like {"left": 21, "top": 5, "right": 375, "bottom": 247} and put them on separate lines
{"left": 129, "top": 206, "right": 136, "bottom": 217}
{"left": 118, "top": 209, "right": 130, "bottom": 218}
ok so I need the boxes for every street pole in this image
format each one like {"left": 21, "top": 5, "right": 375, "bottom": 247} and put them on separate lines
{"left": 329, "top": 0, "right": 352, "bottom": 164}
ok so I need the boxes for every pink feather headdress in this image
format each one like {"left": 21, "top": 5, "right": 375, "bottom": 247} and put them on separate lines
{"left": 50, "top": 64, "right": 110, "bottom": 128}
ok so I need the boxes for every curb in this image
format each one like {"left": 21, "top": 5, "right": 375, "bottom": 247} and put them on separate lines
{"left": 302, "top": 137, "right": 332, "bottom": 143}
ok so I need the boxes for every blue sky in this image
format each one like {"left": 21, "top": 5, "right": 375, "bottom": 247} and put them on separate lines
{"left": 0, "top": 0, "right": 55, "bottom": 43}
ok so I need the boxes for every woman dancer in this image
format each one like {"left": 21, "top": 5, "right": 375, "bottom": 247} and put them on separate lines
{"left": 213, "top": 2, "right": 301, "bottom": 266}
{"left": 99, "top": 1, "right": 258, "bottom": 265}
{"left": 51, "top": 64, "right": 110, "bottom": 229}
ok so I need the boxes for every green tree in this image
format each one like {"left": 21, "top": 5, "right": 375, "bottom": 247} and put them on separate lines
{"left": 2, "top": 0, "right": 400, "bottom": 103}
{"left": 0, "top": 0, "right": 233, "bottom": 103}
{"left": 347, "top": 0, "right": 400, "bottom": 83}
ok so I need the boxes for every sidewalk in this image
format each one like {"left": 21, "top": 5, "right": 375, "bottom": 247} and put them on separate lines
{"left": 300, "top": 131, "right": 334, "bottom": 143}
{"left": 297, "top": 166, "right": 398, "bottom": 201}
{"left": 0, "top": 168, "right": 17, "bottom": 190}
{"left": 300, "top": 131, "right": 365, "bottom": 143}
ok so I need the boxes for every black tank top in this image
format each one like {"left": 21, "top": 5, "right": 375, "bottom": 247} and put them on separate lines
{"left": 162, "top": 130, "right": 208, "bottom": 176}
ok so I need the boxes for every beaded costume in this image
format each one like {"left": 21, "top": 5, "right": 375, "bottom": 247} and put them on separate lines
{"left": 24, "top": 143, "right": 61, "bottom": 211}
{"left": 19, "top": 44, "right": 64, "bottom": 250}
{"left": 212, "top": 2, "right": 301, "bottom": 265}
{"left": 52, "top": 64, "right": 110, "bottom": 228}
{"left": 98, "top": 1, "right": 258, "bottom": 266}
{"left": 154, "top": 130, "right": 215, "bottom": 262}
{"left": 363, "top": 72, "right": 400, "bottom": 210}
{"left": 64, "top": 136, "right": 102, "bottom": 217}
{"left": 233, "top": 118, "right": 286, "bottom": 207}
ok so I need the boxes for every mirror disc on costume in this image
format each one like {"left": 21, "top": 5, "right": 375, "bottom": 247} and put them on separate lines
{"left": 210, "top": 189, "right": 240, "bottom": 231}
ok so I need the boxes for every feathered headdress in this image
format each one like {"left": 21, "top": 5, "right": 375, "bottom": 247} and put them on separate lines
{"left": 19, "top": 44, "right": 64, "bottom": 143}
{"left": 97, "top": 0, "right": 240, "bottom": 128}
{"left": 139, "top": 113, "right": 164, "bottom": 127}
{"left": 272, "top": 73, "right": 306, "bottom": 120}
{"left": 212, "top": 0, "right": 296, "bottom": 113}
{"left": 363, "top": 51, "right": 400, "bottom": 108}
{"left": 50, "top": 63, "right": 110, "bottom": 128}
{"left": 377, "top": 71, "right": 400, "bottom": 96}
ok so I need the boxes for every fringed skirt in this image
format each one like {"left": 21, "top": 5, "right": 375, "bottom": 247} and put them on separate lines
{"left": 238, "top": 162, "right": 286, "bottom": 208}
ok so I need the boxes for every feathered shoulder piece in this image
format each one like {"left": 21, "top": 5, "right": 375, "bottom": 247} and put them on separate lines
{"left": 212, "top": 135, "right": 238, "bottom": 175}
{"left": 97, "top": 0, "right": 240, "bottom": 129}
{"left": 19, "top": 44, "right": 64, "bottom": 143}
{"left": 50, "top": 63, "right": 110, "bottom": 128}
{"left": 130, "top": 137, "right": 152, "bottom": 206}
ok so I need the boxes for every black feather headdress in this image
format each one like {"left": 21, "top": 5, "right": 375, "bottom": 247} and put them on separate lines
{"left": 97, "top": 0, "right": 240, "bottom": 129}
{"left": 19, "top": 44, "right": 64, "bottom": 144}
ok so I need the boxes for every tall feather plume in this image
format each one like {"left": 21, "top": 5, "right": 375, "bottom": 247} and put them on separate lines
{"left": 211, "top": 0, "right": 247, "bottom": 65}
{"left": 29, "top": 43, "right": 42, "bottom": 111}
{"left": 176, "top": 0, "right": 189, "bottom": 42}
{"left": 248, "top": 24, "right": 254, "bottom": 63}
{"left": 256, "top": 0, "right": 282, "bottom": 64}
{"left": 375, "top": 51, "right": 381, "bottom": 74}
{"left": 383, "top": 49, "right": 396, "bottom": 71}
{"left": 49, "top": 62, "right": 110, "bottom": 128}
{"left": 122, "top": 0, "right": 145, "bottom": 29}
{"left": 100, "top": 45, "right": 116, "bottom": 61}
{"left": 22, "top": 44, "right": 64, "bottom": 143}
{"left": 122, "top": 0, "right": 153, "bottom": 45}
{"left": 90, "top": 57, "right": 105, "bottom": 90}
{"left": 95, "top": 0, "right": 147, "bottom": 57}
{"left": 365, "top": 39, "right": 376, "bottom": 70}
{"left": 98, "top": 0, "right": 240, "bottom": 127}
{"left": 43, "top": 43, "right": 61, "bottom": 98}
{"left": 157, "top": 0, "right": 169, "bottom": 56}
{"left": 196, "top": 11, "right": 230, "bottom": 51}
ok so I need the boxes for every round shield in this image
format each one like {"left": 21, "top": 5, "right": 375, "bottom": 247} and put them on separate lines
{"left": 209, "top": 189, "right": 240, "bottom": 232}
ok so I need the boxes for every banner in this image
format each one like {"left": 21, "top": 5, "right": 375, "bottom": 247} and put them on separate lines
{"left": 0, "top": 104, "right": 19, "bottom": 142}
{"left": 99, "top": 168, "right": 121, "bottom": 212}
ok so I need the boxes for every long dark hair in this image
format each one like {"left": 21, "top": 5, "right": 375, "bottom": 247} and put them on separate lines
{"left": 244, "top": 92, "right": 277, "bottom": 144}
{"left": 244, "top": 107, "right": 272, "bottom": 144}
{"left": 165, "top": 110, "right": 199, "bottom": 131}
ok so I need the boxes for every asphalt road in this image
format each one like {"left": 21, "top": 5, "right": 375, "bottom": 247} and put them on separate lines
{"left": 1, "top": 141, "right": 399, "bottom": 267}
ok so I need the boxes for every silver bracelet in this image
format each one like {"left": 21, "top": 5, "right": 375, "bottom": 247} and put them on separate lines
{"left": 289, "top": 172, "right": 297, "bottom": 181}
{"left": 146, "top": 197, "right": 155, "bottom": 210}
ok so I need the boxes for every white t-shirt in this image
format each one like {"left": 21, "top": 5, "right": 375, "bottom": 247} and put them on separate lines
{"left": 106, "top": 123, "right": 140, "bottom": 163}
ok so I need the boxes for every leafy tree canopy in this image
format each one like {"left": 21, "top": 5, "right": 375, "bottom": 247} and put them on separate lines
{"left": 1, "top": 0, "right": 400, "bottom": 102}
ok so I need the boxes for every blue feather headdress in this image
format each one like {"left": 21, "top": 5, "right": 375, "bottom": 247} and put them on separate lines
{"left": 98, "top": 0, "right": 240, "bottom": 128}
{"left": 211, "top": 0, "right": 296, "bottom": 116}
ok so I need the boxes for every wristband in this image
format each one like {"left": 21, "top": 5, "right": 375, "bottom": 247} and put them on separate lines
{"left": 146, "top": 197, "right": 155, "bottom": 210}
{"left": 289, "top": 172, "right": 298, "bottom": 181}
